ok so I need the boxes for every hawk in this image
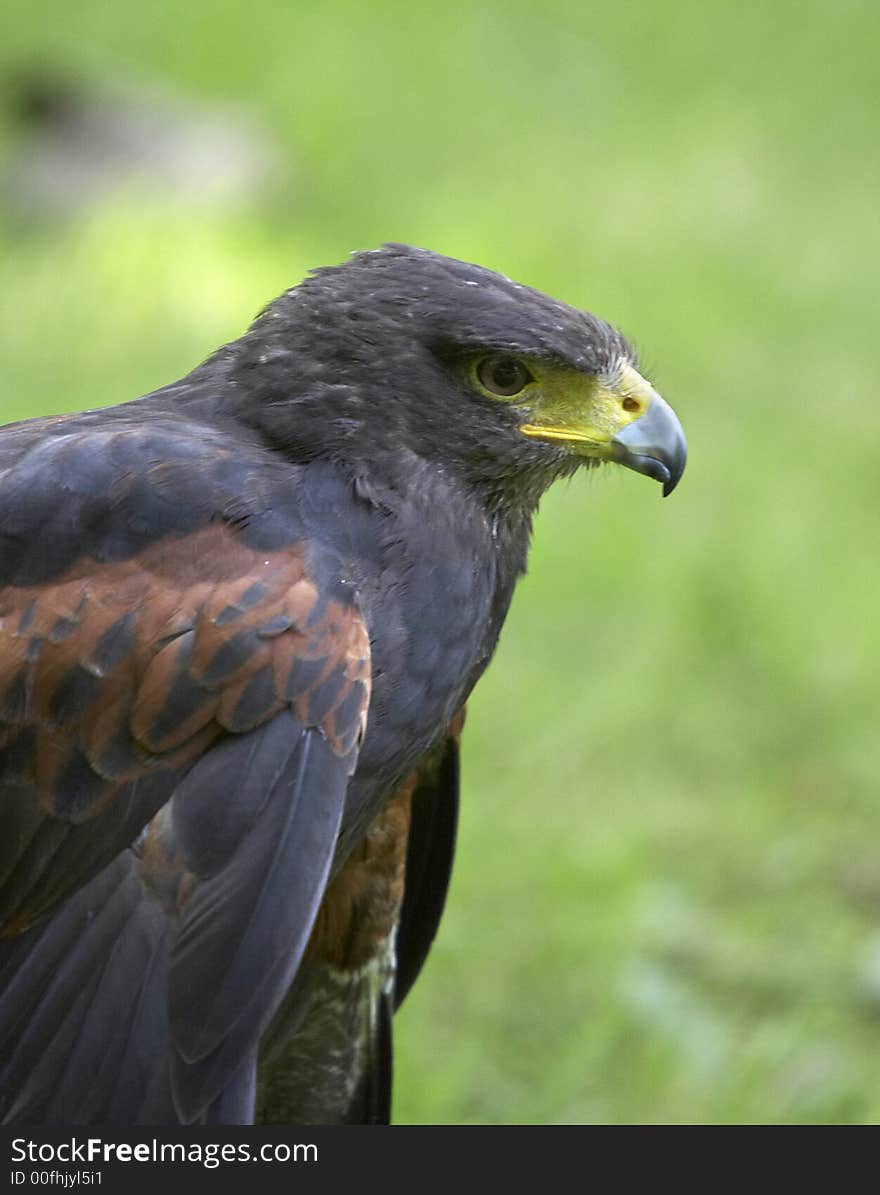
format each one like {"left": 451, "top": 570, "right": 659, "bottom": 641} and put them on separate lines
{"left": 0, "top": 245, "right": 685, "bottom": 1123}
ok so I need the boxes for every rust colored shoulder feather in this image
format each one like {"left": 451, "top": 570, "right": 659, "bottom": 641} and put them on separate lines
{"left": 0, "top": 455, "right": 370, "bottom": 936}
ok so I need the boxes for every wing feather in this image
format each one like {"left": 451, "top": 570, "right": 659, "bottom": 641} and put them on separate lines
{"left": 0, "top": 419, "right": 371, "bottom": 1123}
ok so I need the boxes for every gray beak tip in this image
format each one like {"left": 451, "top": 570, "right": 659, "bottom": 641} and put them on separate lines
{"left": 611, "top": 395, "right": 687, "bottom": 497}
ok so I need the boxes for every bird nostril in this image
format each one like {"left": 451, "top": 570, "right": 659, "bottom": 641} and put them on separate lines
{"left": 622, "top": 396, "right": 641, "bottom": 413}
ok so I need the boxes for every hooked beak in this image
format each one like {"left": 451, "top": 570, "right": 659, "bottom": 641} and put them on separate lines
{"left": 611, "top": 392, "right": 687, "bottom": 497}
{"left": 517, "top": 361, "right": 687, "bottom": 497}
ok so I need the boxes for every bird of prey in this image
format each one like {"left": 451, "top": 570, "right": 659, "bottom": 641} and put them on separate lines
{"left": 0, "top": 244, "right": 685, "bottom": 1125}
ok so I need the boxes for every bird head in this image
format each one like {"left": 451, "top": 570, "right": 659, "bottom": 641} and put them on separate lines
{"left": 230, "top": 244, "right": 686, "bottom": 505}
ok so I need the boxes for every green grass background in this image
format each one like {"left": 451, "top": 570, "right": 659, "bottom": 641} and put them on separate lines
{"left": 2, "top": 0, "right": 878, "bottom": 1124}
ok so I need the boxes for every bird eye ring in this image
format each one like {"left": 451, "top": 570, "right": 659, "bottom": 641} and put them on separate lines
{"left": 476, "top": 355, "right": 532, "bottom": 398}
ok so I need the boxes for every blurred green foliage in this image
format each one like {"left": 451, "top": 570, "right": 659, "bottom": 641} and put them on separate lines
{"left": 1, "top": 0, "right": 878, "bottom": 1124}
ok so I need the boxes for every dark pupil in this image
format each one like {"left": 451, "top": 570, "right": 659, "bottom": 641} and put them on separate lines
{"left": 492, "top": 358, "right": 520, "bottom": 389}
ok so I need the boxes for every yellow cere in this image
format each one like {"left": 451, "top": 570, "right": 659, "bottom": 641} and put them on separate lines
{"left": 516, "top": 361, "right": 660, "bottom": 457}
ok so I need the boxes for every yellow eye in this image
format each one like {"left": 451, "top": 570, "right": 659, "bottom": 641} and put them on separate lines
{"left": 476, "top": 355, "right": 532, "bottom": 397}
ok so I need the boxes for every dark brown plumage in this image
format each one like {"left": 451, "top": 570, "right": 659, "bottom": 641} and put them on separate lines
{"left": 0, "top": 245, "right": 685, "bottom": 1124}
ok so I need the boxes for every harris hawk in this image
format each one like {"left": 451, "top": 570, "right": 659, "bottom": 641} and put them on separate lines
{"left": 0, "top": 245, "right": 686, "bottom": 1124}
